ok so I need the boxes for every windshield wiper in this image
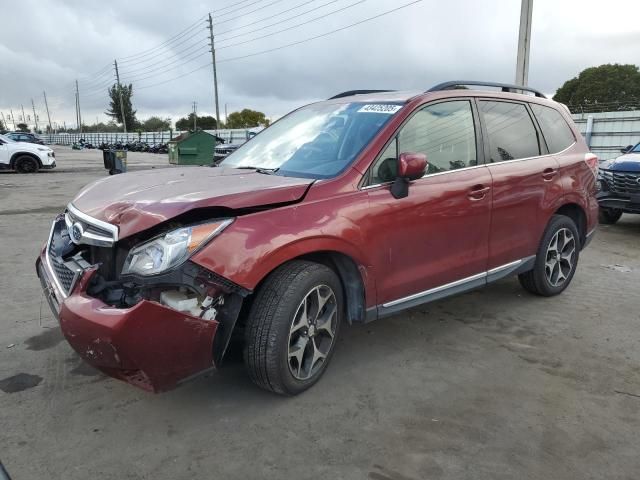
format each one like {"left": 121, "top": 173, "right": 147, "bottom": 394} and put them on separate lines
{"left": 235, "top": 166, "right": 280, "bottom": 175}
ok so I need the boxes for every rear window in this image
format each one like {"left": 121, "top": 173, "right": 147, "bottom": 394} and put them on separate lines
{"left": 530, "top": 104, "right": 575, "bottom": 153}
{"left": 479, "top": 101, "right": 540, "bottom": 162}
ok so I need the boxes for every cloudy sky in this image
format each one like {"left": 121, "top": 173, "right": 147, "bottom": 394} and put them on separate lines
{"left": 1, "top": 0, "right": 638, "bottom": 129}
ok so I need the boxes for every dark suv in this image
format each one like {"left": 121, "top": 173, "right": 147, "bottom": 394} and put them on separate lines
{"left": 37, "top": 81, "right": 598, "bottom": 395}
{"left": 6, "top": 132, "right": 45, "bottom": 145}
{"left": 597, "top": 142, "right": 640, "bottom": 223}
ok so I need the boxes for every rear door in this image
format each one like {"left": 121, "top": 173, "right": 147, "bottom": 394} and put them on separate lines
{"left": 478, "top": 99, "right": 563, "bottom": 270}
{"left": 364, "top": 99, "right": 492, "bottom": 307}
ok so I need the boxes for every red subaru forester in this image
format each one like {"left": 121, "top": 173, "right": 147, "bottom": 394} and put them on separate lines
{"left": 37, "top": 81, "right": 598, "bottom": 395}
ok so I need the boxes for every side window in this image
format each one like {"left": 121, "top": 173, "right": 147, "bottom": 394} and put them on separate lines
{"left": 480, "top": 101, "right": 540, "bottom": 162}
{"left": 369, "top": 100, "right": 477, "bottom": 184}
{"left": 371, "top": 139, "right": 398, "bottom": 184}
{"left": 530, "top": 103, "right": 576, "bottom": 153}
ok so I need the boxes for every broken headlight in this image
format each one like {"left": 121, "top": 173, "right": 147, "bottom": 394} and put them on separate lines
{"left": 122, "top": 219, "right": 233, "bottom": 276}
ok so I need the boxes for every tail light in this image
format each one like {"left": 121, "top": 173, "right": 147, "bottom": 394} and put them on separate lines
{"left": 584, "top": 153, "right": 599, "bottom": 178}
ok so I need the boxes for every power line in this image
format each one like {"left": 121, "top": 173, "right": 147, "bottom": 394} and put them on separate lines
{"left": 212, "top": 0, "right": 269, "bottom": 18}
{"left": 215, "top": 0, "right": 317, "bottom": 36}
{"left": 217, "top": 0, "right": 367, "bottom": 50}
{"left": 119, "top": 43, "right": 208, "bottom": 77}
{"left": 135, "top": 62, "right": 213, "bottom": 90}
{"left": 217, "top": 0, "right": 338, "bottom": 41}
{"left": 118, "top": 14, "right": 207, "bottom": 62}
{"left": 218, "top": 0, "right": 424, "bottom": 63}
{"left": 119, "top": 49, "right": 210, "bottom": 83}
{"left": 118, "top": 26, "right": 207, "bottom": 67}
{"left": 212, "top": 0, "right": 286, "bottom": 26}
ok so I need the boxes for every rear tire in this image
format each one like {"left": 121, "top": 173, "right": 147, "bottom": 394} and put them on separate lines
{"left": 244, "top": 260, "right": 343, "bottom": 395}
{"left": 599, "top": 208, "right": 622, "bottom": 225}
{"left": 15, "top": 156, "right": 39, "bottom": 173}
{"left": 518, "top": 215, "right": 580, "bottom": 297}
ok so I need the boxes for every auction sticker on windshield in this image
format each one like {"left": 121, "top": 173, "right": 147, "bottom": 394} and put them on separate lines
{"left": 357, "top": 104, "right": 403, "bottom": 114}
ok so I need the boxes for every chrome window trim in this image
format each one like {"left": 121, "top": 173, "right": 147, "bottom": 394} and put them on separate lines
{"left": 67, "top": 203, "right": 119, "bottom": 242}
{"left": 360, "top": 133, "right": 576, "bottom": 190}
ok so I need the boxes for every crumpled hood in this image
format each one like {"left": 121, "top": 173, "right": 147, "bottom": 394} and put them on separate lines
{"left": 602, "top": 153, "right": 640, "bottom": 172}
{"left": 71, "top": 167, "right": 314, "bottom": 239}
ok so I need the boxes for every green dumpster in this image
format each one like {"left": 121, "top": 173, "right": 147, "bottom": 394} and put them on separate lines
{"left": 168, "top": 130, "right": 218, "bottom": 166}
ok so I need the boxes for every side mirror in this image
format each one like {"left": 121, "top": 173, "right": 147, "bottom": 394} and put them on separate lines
{"left": 621, "top": 145, "right": 633, "bottom": 154}
{"left": 391, "top": 152, "right": 427, "bottom": 199}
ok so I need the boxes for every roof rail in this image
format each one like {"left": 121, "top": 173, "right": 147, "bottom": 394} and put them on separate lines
{"left": 427, "top": 81, "right": 546, "bottom": 98}
{"left": 328, "top": 90, "right": 395, "bottom": 100}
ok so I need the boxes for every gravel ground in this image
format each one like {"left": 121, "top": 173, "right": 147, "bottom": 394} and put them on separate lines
{"left": 1, "top": 146, "right": 639, "bottom": 480}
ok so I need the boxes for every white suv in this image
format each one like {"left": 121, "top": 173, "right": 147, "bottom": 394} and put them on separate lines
{"left": 0, "top": 133, "right": 56, "bottom": 173}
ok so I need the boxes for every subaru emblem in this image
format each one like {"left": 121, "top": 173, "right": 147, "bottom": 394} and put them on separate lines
{"left": 70, "top": 222, "right": 84, "bottom": 244}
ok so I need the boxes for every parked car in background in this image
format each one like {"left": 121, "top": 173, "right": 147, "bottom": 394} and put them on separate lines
{"left": 0, "top": 134, "right": 55, "bottom": 172}
{"left": 37, "top": 81, "right": 597, "bottom": 396}
{"left": 213, "top": 129, "right": 261, "bottom": 164}
{"left": 5, "top": 131, "right": 46, "bottom": 145}
{"left": 597, "top": 141, "right": 640, "bottom": 223}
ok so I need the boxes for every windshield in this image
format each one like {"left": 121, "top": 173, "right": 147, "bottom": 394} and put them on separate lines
{"left": 0, "top": 134, "right": 16, "bottom": 143}
{"left": 632, "top": 143, "right": 640, "bottom": 153}
{"left": 221, "top": 102, "right": 402, "bottom": 178}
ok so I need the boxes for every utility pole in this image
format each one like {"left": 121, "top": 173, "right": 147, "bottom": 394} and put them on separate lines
{"left": 192, "top": 101, "right": 197, "bottom": 130}
{"left": 207, "top": 13, "right": 221, "bottom": 131}
{"left": 515, "top": 0, "right": 533, "bottom": 87}
{"left": 43, "top": 91, "right": 53, "bottom": 133}
{"left": 75, "top": 80, "right": 83, "bottom": 133}
{"left": 31, "top": 99, "right": 38, "bottom": 132}
{"left": 225, "top": 103, "right": 228, "bottom": 124}
{"left": 114, "top": 60, "right": 127, "bottom": 133}
{"left": 10, "top": 109, "right": 16, "bottom": 130}
{"left": 21, "top": 104, "right": 26, "bottom": 127}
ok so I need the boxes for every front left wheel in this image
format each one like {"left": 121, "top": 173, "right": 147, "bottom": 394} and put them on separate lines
{"left": 15, "top": 155, "right": 39, "bottom": 173}
{"left": 244, "top": 260, "right": 343, "bottom": 395}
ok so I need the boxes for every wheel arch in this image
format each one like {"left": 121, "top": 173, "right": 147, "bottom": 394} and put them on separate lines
{"left": 11, "top": 152, "right": 43, "bottom": 169}
{"left": 554, "top": 203, "right": 587, "bottom": 248}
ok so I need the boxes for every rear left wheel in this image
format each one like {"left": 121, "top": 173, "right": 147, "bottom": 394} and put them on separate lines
{"left": 519, "top": 215, "right": 580, "bottom": 297}
{"left": 244, "top": 260, "right": 343, "bottom": 395}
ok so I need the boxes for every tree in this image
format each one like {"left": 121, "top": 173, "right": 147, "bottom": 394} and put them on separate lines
{"left": 141, "top": 116, "right": 171, "bottom": 131}
{"left": 553, "top": 64, "right": 640, "bottom": 109}
{"left": 226, "top": 109, "right": 270, "bottom": 129}
{"left": 105, "top": 83, "right": 137, "bottom": 128}
{"left": 16, "top": 123, "right": 29, "bottom": 132}
{"left": 175, "top": 113, "right": 219, "bottom": 130}
{"left": 0, "top": 118, "right": 5, "bottom": 132}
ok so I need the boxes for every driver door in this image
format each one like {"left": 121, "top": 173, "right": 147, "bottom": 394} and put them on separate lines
{"left": 363, "top": 100, "right": 492, "bottom": 310}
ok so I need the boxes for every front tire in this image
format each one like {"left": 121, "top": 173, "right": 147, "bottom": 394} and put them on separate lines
{"left": 15, "top": 155, "right": 39, "bottom": 173}
{"left": 519, "top": 215, "right": 580, "bottom": 297}
{"left": 244, "top": 260, "right": 343, "bottom": 395}
{"left": 599, "top": 208, "right": 622, "bottom": 224}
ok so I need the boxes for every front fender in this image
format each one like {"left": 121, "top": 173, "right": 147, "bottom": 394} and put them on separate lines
{"left": 190, "top": 197, "right": 377, "bottom": 307}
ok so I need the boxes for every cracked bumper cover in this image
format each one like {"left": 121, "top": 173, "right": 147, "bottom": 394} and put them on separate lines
{"left": 37, "top": 255, "right": 220, "bottom": 393}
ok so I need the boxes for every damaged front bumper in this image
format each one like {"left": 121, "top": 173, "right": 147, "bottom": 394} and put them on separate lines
{"left": 36, "top": 215, "right": 245, "bottom": 392}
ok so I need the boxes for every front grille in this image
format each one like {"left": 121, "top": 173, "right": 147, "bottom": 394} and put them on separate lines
{"left": 47, "top": 219, "right": 78, "bottom": 295}
{"left": 601, "top": 170, "right": 640, "bottom": 195}
{"left": 65, "top": 205, "right": 117, "bottom": 246}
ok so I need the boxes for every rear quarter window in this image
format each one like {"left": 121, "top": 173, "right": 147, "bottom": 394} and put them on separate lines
{"left": 530, "top": 103, "right": 576, "bottom": 153}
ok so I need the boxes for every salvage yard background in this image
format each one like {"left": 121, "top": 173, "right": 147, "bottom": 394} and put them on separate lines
{"left": 1, "top": 147, "right": 640, "bottom": 479}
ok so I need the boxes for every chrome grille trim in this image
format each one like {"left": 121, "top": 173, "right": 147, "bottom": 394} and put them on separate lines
{"left": 66, "top": 203, "right": 118, "bottom": 246}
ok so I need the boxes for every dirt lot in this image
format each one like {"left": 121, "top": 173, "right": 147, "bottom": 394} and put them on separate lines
{"left": 1, "top": 146, "right": 639, "bottom": 479}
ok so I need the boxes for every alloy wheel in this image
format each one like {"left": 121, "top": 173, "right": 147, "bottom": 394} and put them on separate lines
{"left": 545, "top": 228, "right": 576, "bottom": 287}
{"left": 287, "top": 284, "right": 338, "bottom": 380}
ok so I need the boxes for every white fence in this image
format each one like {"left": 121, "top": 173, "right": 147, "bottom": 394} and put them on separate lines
{"left": 40, "top": 128, "right": 259, "bottom": 146}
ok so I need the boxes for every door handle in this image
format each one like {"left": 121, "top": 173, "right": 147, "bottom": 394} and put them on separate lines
{"left": 542, "top": 168, "right": 558, "bottom": 181}
{"left": 468, "top": 184, "right": 490, "bottom": 201}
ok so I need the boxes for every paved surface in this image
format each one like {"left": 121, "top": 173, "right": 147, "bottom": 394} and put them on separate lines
{"left": 1, "top": 146, "right": 639, "bottom": 479}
